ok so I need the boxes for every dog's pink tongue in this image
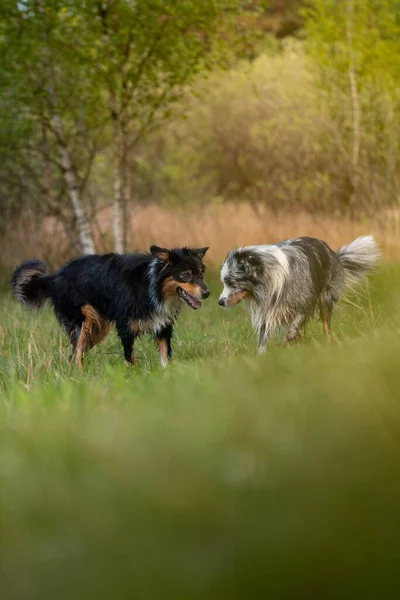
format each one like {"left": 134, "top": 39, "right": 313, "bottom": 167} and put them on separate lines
{"left": 193, "top": 298, "right": 202, "bottom": 309}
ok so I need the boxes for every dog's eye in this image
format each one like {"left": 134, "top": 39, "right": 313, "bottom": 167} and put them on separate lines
{"left": 180, "top": 271, "right": 192, "bottom": 281}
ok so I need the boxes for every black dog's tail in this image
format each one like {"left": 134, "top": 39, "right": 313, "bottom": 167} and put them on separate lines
{"left": 11, "top": 260, "right": 53, "bottom": 309}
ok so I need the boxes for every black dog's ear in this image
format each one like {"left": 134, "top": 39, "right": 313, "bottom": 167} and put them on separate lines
{"left": 150, "top": 245, "right": 170, "bottom": 263}
{"left": 191, "top": 247, "right": 209, "bottom": 259}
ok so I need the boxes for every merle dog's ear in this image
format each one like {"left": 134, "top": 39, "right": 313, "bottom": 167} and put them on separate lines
{"left": 246, "top": 255, "right": 261, "bottom": 267}
{"left": 240, "top": 253, "right": 262, "bottom": 277}
{"left": 150, "top": 245, "right": 170, "bottom": 263}
{"left": 191, "top": 247, "right": 209, "bottom": 259}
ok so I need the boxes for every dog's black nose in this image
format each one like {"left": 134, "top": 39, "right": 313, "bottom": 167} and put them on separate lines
{"left": 202, "top": 289, "right": 210, "bottom": 299}
{"left": 218, "top": 298, "right": 225, "bottom": 306}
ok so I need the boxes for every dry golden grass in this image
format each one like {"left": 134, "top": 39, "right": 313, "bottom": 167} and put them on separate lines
{"left": 2, "top": 203, "right": 400, "bottom": 280}
{"left": 100, "top": 202, "right": 400, "bottom": 263}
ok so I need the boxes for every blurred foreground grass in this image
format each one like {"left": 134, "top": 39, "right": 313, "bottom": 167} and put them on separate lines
{"left": 1, "top": 267, "right": 400, "bottom": 598}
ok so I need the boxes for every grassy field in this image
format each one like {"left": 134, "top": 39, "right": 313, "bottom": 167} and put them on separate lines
{"left": 2, "top": 266, "right": 400, "bottom": 598}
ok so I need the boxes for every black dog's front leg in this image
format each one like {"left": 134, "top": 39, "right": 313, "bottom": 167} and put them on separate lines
{"left": 155, "top": 325, "right": 173, "bottom": 368}
{"left": 117, "top": 322, "right": 136, "bottom": 365}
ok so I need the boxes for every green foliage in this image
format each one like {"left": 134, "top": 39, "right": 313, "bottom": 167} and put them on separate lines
{"left": 0, "top": 0, "right": 106, "bottom": 231}
{"left": 129, "top": 49, "right": 360, "bottom": 212}
{"left": 303, "top": 0, "right": 400, "bottom": 85}
{"left": 1, "top": 266, "right": 400, "bottom": 597}
{"left": 89, "top": 0, "right": 253, "bottom": 121}
{"left": 0, "top": 0, "right": 257, "bottom": 233}
{"left": 303, "top": 0, "right": 400, "bottom": 208}
{"left": 119, "top": 25, "right": 400, "bottom": 216}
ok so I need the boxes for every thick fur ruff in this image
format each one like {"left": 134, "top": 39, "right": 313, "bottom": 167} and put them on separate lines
{"left": 11, "top": 246, "right": 209, "bottom": 368}
{"left": 219, "top": 236, "right": 379, "bottom": 351}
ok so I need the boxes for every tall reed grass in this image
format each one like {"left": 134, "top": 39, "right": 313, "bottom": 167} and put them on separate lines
{"left": 1, "top": 203, "right": 400, "bottom": 282}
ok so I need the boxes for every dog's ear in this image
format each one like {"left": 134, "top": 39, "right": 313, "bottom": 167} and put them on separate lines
{"left": 191, "top": 247, "right": 209, "bottom": 259}
{"left": 241, "top": 253, "right": 263, "bottom": 278}
{"left": 150, "top": 245, "right": 170, "bottom": 263}
{"left": 246, "top": 254, "right": 261, "bottom": 267}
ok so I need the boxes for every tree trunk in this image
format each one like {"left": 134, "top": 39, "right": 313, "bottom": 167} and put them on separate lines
{"left": 348, "top": 63, "right": 360, "bottom": 168}
{"left": 36, "top": 0, "right": 95, "bottom": 256}
{"left": 97, "top": 2, "right": 123, "bottom": 254}
{"left": 52, "top": 113, "right": 95, "bottom": 255}
{"left": 112, "top": 116, "right": 124, "bottom": 254}
{"left": 122, "top": 134, "right": 131, "bottom": 253}
{"left": 346, "top": 0, "right": 361, "bottom": 214}
{"left": 41, "top": 123, "right": 53, "bottom": 208}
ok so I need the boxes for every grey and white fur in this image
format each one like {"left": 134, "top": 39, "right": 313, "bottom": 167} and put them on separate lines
{"left": 218, "top": 236, "right": 380, "bottom": 353}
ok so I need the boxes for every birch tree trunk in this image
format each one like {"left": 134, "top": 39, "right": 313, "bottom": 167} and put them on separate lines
{"left": 51, "top": 112, "right": 95, "bottom": 255}
{"left": 36, "top": 0, "right": 95, "bottom": 255}
{"left": 346, "top": 0, "right": 360, "bottom": 169}
{"left": 346, "top": 0, "right": 361, "bottom": 213}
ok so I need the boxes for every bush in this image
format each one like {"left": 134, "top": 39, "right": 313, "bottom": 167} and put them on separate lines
{"left": 133, "top": 42, "right": 400, "bottom": 215}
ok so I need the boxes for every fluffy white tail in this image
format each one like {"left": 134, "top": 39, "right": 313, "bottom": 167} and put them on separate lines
{"left": 336, "top": 235, "right": 380, "bottom": 289}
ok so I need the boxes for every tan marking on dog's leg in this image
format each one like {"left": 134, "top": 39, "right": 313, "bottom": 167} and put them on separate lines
{"left": 82, "top": 305, "right": 110, "bottom": 348}
{"left": 156, "top": 338, "right": 169, "bottom": 368}
{"left": 123, "top": 321, "right": 140, "bottom": 366}
{"left": 75, "top": 321, "right": 89, "bottom": 369}
{"left": 322, "top": 318, "right": 331, "bottom": 337}
{"left": 319, "top": 294, "right": 332, "bottom": 338}
{"left": 74, "top": 305, "right": 110, "bottom": 368}
{"left": 129, "top": 320, "right": 141, "bottom": 336}
{"left": 125, "top": 351, "right": 137, "bottom": 367}
{"left": 90, "top": 321, "right": 111, "bottom": 349}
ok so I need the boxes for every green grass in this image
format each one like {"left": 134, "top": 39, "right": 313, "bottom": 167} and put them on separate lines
{"left": 2, "top": 266, "right": 400, "bottom": 599}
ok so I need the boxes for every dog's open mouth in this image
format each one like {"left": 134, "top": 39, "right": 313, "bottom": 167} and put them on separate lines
{"left": 177, "top": 286, "right": 202, "bottom": 309}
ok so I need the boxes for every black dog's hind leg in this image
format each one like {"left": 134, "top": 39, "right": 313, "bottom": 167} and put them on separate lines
{"left": 55, "top": 310, "right": 82, "bottom": 362}
{"left": 70, "top": 306, "right": 111, "bottom": 368}
{"left": 67, "top": 324, "right": 81, "bottom": 360}
{"left": 319, "top": 291, "right": 333, "bottom": 337}
{"left": 117, "top": 321, "right": 136, "bottom": 365}
{"left": 155, "top": 325, "right": 173, "bottom": 367}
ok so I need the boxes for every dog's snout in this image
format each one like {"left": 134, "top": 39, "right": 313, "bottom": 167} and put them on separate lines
{"left": 202, "top": 289, "right": 210, "bottom": 299}
{"left": 218, "top": 298, "right": 225, "bottom": 307}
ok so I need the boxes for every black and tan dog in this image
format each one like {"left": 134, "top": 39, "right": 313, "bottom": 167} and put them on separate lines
{"left": 11, "top": 246, "right": 209, "bottom": 368}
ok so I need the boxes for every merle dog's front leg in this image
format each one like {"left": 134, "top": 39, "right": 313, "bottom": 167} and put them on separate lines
{"left": 155, "top": 325, "right": 173, "bottom": 368}
{"left": 286, "top": 314, "right": 307, "bottom": 344}
{"left": 257, "top": 323, "right": 270, "bottom": 355}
